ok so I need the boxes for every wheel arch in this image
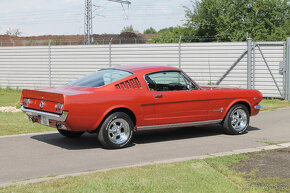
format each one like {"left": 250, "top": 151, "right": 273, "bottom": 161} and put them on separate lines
{"left": 94, "top": 106, "right": 137, "bottom": 132}
{"left": 223, "top": 100, "right": 251, "bottom": 120}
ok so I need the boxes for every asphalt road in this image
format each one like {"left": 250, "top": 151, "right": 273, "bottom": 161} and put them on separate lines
{"left": 0, "top": 108, "right": 290, "bottom": 185}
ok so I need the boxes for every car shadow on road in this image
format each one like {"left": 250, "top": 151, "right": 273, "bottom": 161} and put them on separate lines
{"left": 134, "top": 125, "right": 260, "bottom": 144}
{"left": 31, "top": 133, "right": 103, "bottom": 150}
{"left": 30, "top": 125, "right": 260, "bottom": 150}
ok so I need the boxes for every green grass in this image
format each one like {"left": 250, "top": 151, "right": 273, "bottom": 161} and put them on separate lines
{"left": 0, "top": 160, "right": 244, "bottom": 193}
{"left": 0, "top": 112, "right": 55, "bottom": 136}
{"left": 260, "top": 141, "right": 279, "bottom": 145}
{"left": 0, "top": 87, "right": 21, "bottom": 107}
{"left": 205, "top": 151, "right": 290, "bottom": 193}
{"left": 1, "top": 150, "right": 288, "bottom": 193}
{"left": 260, "top": 99, "right": 290, "bottom": 111}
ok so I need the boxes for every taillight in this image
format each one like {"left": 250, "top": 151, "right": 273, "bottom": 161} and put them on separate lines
{"left": 22, "top": 98, "right": 30, "bottom": 107}
{"left": 55, "top": 103, "right": 63, "bottom": 113}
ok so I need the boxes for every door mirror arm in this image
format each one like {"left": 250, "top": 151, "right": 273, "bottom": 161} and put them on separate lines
{"left": 187, "top": 83, "right": 193, "bottom": 91}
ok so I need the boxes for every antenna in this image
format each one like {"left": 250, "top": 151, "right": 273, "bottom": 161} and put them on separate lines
{"left": 84, "top": 0, "right": 131, "bottom": 45}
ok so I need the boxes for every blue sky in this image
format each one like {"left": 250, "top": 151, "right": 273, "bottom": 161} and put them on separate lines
{"left": 0, "top": 0, "right": 192, "bottom": 36}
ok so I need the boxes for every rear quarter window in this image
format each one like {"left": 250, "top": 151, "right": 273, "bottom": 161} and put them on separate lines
{"left": 67, "top": 69, "right": 133, "bottom": 88}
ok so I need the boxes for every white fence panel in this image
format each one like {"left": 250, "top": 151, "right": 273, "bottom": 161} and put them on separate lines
{"left": 0, "top": 42, "right": 286, "bottom": 98}
{"left": 50, "top": 45, "right": 110, "bottom": 87}
{"left": 0, "top": 46, "right": 49, "bottom": 89}
{"left": 111, "top": 44, "right": 179, "bottom": 67}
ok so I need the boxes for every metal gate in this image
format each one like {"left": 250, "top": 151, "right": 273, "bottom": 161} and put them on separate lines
{"left": 253, "top": 42, "right": 285, "bottom": 98}
{"left": 216, "top": 38, "right": 289, "bottom": 99}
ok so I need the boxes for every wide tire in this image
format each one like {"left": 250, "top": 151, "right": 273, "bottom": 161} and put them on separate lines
{"left": 98, "top": 112, "right": 134, "bottom": 149}
{"left": 57, "top": 129, "right": 84, "bottom": 138}
{"left": 222, "top": 104, "right": 249, "bottom": 135}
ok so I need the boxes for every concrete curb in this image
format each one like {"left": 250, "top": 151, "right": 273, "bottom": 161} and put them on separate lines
{"left": 1, "top": 142, "right": 289, "bottom": 188}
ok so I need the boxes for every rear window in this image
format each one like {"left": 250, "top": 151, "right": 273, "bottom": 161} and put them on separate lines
{"left": 67, "top": 69, "right": 133, "bottom": 88}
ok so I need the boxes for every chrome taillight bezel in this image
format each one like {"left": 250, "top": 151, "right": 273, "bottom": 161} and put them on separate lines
{"left": 55, "top": 103, "right": 63, "bottom": 113}
{"left": 22, "top": 98, "right": 30, "bottom": 107}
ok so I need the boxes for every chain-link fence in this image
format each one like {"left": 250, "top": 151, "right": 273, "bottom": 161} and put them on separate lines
{"left": 0, "top": 37, "right": 149, "bottom": 47}
{"left": 0, "top": 36, "right": 239, "bottom": 47}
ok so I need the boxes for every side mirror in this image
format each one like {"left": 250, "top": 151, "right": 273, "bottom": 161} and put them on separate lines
{"left": 187, "top": 83, "right": 193, "bottom": 91}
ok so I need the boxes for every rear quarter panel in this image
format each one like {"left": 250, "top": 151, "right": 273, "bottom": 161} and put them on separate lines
{"left": 64, "top": 76, "right": 154, "bottom": 132}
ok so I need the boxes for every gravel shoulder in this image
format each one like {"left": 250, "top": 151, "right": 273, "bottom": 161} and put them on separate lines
{"left": 0, "top": 106, "right": 21, "bottom": 113}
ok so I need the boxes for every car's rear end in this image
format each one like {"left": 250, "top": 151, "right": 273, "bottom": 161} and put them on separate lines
{"left": 21, "top": 88, "right": 70, "bottom": 131}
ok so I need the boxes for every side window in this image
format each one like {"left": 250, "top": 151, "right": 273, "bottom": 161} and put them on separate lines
{"left": 145, "top": 71, "right": 195, "bottom": 91}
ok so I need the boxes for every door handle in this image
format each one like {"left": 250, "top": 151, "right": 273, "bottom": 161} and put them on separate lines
{"left": 154, "top": 94, "right": 162, "bottom": 99}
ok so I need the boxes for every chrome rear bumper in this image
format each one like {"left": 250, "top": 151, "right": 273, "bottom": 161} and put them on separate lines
{"left": 21, "top": 106, "right": 68, "bottom": 122}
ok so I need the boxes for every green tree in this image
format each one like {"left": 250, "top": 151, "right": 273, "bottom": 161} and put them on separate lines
{"left": 143, "top": 27, "right": 157, "bottom": 34}
{"left": 184, "top": 0, "right": 290, "bottom": 41}
{"left": 286, "top": 19, "right": 290, "bottom": 36}
{"left": 150, "top": 26, "right": 196, "bottom": 43}
{"left": 121, "top": 25, "right": 139, "bottom": 34}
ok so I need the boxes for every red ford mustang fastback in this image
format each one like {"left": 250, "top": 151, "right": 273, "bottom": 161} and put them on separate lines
{"left": 21, "top": 65, "right": 263, "bottom": 149}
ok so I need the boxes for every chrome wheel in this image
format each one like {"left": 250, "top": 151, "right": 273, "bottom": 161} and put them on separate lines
{"left": 107, "top": 118, "right": 130, "bottom": 145}
{"left": 230, "top": 108, "right": 248, "bottom": 132}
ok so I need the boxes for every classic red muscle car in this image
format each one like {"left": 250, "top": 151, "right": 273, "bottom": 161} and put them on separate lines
{"left": 21, "top": 65, "right": 263, "bottom": 149}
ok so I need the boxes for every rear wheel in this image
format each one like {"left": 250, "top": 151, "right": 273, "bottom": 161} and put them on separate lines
{"left": 222, "top": 104, "right": 249, "bottom": 135}
{"left": 98, "top": 112, "right": 134, "bottom": 149}
{"left": 57, "top": 129, "right": 84, "bottom": 138}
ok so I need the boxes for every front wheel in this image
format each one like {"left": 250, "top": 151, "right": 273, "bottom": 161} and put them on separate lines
{"left": 98, "top": 112, "right": 134, "bottom": 149}
{"left": 57, "top": 129, "right": 84, "bottom": 138}
{"left": 222, "top": 104, "right": 249, "bottom": 135}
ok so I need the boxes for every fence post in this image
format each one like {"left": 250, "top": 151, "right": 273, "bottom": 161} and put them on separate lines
{"left": 178, "top": 36, "right": 181, "bottom": 69}
{"left": 247, "top": 38, "right": 252, "bottom": 89}
{"left": 286, "top": 37, "right": 290, "bottom": 100}
{"left": 253, "top": 42, "right": 256, "bottom": 89}
{"left": 48, "top": 40, "right": 52, "bottom": 87}
{"left": 109, "top": 38, "right": 113, "bottom": 67}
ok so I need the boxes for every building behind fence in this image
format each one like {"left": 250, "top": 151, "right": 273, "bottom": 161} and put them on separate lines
{"left": 0, "top": 38, "right": 290, "bottom": 99}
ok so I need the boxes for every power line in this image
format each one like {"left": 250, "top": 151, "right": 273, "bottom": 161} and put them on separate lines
{"left": 106, "top": 0, "right": 131, "bottom": 5}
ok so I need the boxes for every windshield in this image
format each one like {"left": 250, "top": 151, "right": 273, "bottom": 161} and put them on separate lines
{"left": 67, "top": 69, "right": 133, "bottom": 88}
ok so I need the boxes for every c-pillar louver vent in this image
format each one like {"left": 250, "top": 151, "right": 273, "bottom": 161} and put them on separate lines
{"left": 115, "top": 78, "right": 142, "bottom": 89}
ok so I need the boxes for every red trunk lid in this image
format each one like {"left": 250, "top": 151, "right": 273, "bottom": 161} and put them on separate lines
{"left": 21, "top": 85, "right": 93, "bottom": 114}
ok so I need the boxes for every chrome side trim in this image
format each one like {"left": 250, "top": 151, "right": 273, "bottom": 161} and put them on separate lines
{"left": 254, "top": 105, "right": 264, "bottom": 109}
{"left": 213, "top": 107, "right": 224, "bottom": 112}
{"left": 137, "top": 119, "right": 223, "bottom": 131}
{"left": 21, "top": 106, "right": 68, "bottom": 122}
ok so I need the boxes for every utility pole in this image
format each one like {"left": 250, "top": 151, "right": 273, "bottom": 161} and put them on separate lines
{"left": 84, "top": 0, "right": 92, "bottom": 45}
{"left": 84, "top": 0, "right": 131, "bottom": 45}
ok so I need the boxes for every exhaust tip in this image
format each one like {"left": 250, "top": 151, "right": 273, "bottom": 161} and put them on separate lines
{"left": 28, "top": 117, "right": 37, "bottom": 123}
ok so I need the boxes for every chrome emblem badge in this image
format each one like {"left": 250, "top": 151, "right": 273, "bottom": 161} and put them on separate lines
{"left": 40, "top": 101, "right": 45, "bottom": 109}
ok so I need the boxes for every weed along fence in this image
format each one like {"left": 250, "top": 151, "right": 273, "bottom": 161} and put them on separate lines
{"left": 0, "top": 38, "right": 290, "bottom": 99}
